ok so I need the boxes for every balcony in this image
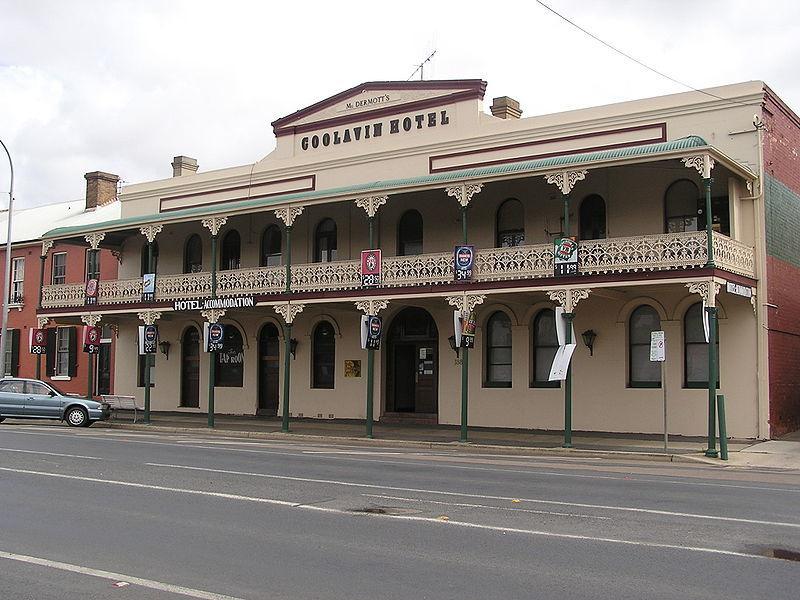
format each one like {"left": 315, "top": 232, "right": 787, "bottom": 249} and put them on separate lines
{"left": 40, "top": 231, "right": 755, "bottom": 309}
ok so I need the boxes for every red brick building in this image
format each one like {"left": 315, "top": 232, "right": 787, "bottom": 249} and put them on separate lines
{"left": 0, "top": 172, "right": 119, "bottom": 398}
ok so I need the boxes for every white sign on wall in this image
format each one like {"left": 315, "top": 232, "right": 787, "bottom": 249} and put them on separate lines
{"left": 726, "top": 282, "right": 753, "bottom": 298}
{"left": 650, "top": 331, "right": 666, "bottom": 362}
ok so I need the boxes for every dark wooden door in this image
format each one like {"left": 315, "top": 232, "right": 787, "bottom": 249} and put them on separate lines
{"left": 258, "top": 324, "right": 280, "bottom": 415}
{"left": 180, "top": 327, "right": 200, "bottom": 408}
{"left": 386, "top": 308, "right": 438, "bottom": 415}
{"left": 392, "top": 344, "right": 416, "bottom": 412}
{"left": 414, "top": 344, "right": 437, "bottom": 414}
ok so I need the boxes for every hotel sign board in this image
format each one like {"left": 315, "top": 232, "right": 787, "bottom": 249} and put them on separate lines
{"left": 173, "top": 296, "right": 255, "bottom": 311}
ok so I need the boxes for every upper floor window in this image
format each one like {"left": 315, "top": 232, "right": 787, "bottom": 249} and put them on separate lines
{"left": 10, "top": 257, "right": 24, "bottom": 303}
{"left": 665, "top": 179, "right": 700, "bottom": 233}
{"left": 629, "top": 305, "right": 661, "bottom": 388}
{"left": 220, "top": 231, "right": 241, "bottom": 271}
{"left": 261, "top": 225, "right": 282, "bottom": 267}
{"left": 485, "top": 311, "right": 512, "bottom": 387}
{"left": 397, "top": 210, "right": 423, "bottom": 256}
{"left": 312, "top": 320, "right": 336, "bottom": 388}
{"left": 684, "top": 302, "right": 719, "bottom": 388}
{"left": 51, "top": 252, "right": 67, "bottom": 285}
{"left": 140, "top": 241, "right": 159, "bottom": 276}
{"left": 184, "top": 234, "right": 203, "bottom": 273}
{"left": 579, "top": 194, "right": 606, "bottom": 240}
{"left": 86, "top": 249, "right": 100, "bottom": 281}
{"left": 314, "top": 219, "right": 337, "bottom": 263}
{"left": 496, "top": 199, "right": 525, "bottom": 247}
{"left": 531, "top": 309, "right": 559, "bottom": 388}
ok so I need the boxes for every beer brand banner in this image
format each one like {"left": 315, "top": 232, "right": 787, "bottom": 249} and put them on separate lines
{"left": 361, "top": 249, "right": 382, "bottom": 287}
{"left": 29, "top": 328, "right": 47, "bottom": 354}
{"left": 83, "top": 326, "right": 101, "bottom": 354}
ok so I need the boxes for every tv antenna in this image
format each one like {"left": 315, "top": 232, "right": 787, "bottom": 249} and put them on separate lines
{"left": 407, "top": 50, "right": 437, "bottom": 81}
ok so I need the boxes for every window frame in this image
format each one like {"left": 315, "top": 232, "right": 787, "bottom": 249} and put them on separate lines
{"left": 51, "top": 252, "right": 67, "bottom": 285}
{"left": 531, "top": 309, "right": 560, "bottom": 388}
{"left": 684, "top": 302, "right": 720, "bottom": 389}
{"left": 496, "top": 198, "right": 525, "bottom": 248}
{"left": 579, "top": 194, "right": 607, "bottom": 241}
{"left": 397, "top": 210, "right": 423, "bottom": 256}
{"left": 183, "top": 234, "right": 203, "bottom": 274}
{"left": 260, "top": 225, "right": 282, "bottom": 267}
{"left": 313, "top": 219, "right": 337, "bottom": 263}
{"left": 628, "top": 305, "right": 662, "bottom": 388}
{"left": 10, "top": 256, "right": 24, "bottom": 303}
{"left": 484, "top": 311, "right": 513, "bottom": 388}
{"left": 220, "top": 230, "right": 241, "bottom": 271}
{"left": 85, "top": 248, "right": 100, "bottom": 282}
{"left": 311, "top": 321, "right": 336, "bottom": 389}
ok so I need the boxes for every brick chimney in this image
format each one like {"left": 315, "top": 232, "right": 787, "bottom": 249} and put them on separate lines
{"left": 490, "top": 96, "right": 522, "bottom": 119}
{"left": 84, "top": 171, "right": 119, "bottom": 210}
{"left": 172, "top": 155, "right": 198, "bottom": 177}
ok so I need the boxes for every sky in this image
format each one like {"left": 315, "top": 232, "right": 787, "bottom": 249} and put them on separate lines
{"left": 1, "top": 0, "right": 799, "bottom": 208}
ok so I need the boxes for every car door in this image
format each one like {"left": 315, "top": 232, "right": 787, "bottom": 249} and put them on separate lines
{"left": 0, "top": 380, "right": 28, "bottom": 417}
{"left": 24, "top": 381, "right": 63, "bottom": 418}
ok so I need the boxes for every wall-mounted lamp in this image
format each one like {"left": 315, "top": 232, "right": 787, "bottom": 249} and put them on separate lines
{"left": 159, "top": 340, "right": 171, "bottom": 360}
{"left": 581, "top": 329, "right": 597, "bottom": 356}
{"left": 447, "top": 335, "right": 460, "bottom": 358}
{"left": 289, "top": 338, "right": 298, "bottom": 359}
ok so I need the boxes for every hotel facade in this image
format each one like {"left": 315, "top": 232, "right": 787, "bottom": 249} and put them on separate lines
{"left": 36, "top": 79, "right": 800, "bottom": 440}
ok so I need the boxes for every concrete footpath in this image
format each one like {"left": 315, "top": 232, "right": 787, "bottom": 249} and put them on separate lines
{"left": 92, "top": 412, "right": 800, "bottom": 468}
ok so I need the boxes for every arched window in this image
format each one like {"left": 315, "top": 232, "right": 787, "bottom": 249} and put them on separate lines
{"left": 220, "top": 230, "right": 241, "bottom": 271}
{"left": 531, "top": 309, "right": 559, "bottom": 388}
{"left": 629, "top": 305, "right": 661, "bottom": 387}
{"left": 140, "top": 241, "right": 159, "bottom": 276}
{"left": 312, "top": 321, "right": 336, "bottom": 389}
{"left": 684, "top": 302, "right": 719, "bottom": 388}
{"left": 183, "top": 234, "right": 203, "bottom": 274}
{"left": 260, "top": 225, "right": 282, "bottom": 267}
{"left": 397, "top": 210, "right": 423, "bottom": 256}
{"left": 314, "top": 219, "right": 337, "bottom": 263}
{"left": 579, "top": 194, "right": 606, "bottom": 240}
{"left": 496, "top": 199, "right": 525, "bottom": 247}
{"left": 485, "top": 311, "right": 512, "bottom": 387}
{"left": 665, "top": 179, "right": 700, "bottom": 233}
{"left": 214, "top": 324, "right": 244, "bottom": 387}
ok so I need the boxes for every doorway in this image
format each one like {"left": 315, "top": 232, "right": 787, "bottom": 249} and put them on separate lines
{"left": 386, "top": 307, "right": 438, "bottom": 418}
{"left": 258, "top": 323, "right": 280, "bottom": 415}
{"left": 180, "top": 327, "right": 200, "bottom": 408}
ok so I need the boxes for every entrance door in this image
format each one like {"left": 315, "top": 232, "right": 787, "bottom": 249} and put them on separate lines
{"left": 258, "top": 323, "right": 280, "bottom": 415}
{"left": 386, "top": 308, "right": 438, "bottom": 416}
{"left": 180, "top": 327, "right": 200, "bottom": 408}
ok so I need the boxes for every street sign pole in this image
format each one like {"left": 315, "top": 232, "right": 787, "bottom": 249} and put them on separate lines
{"left": 662, "top": 358, "right": 668, "bottom": 452}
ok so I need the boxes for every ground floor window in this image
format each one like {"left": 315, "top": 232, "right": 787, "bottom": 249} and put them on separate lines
{"left": 629, "top": 305, "right": 661, "bottom": 388}
{"left": 684, "top": 302, "right": 719, "bottom": 388}
{"left": 215, "top": 325, "right": 244, "bottom": 387}
{"left": 485, "top": 311, "right": 512, "bottom": 387}
{"left": 312, "top": 321, "right": 335, "bottom": 389}
{"left": 531, "top": 309, "right": 559, "bottom": 388}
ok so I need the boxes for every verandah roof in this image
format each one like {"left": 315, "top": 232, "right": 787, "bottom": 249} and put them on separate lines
{"left": 42, "top": 135, "right": 751, "bottom": 241}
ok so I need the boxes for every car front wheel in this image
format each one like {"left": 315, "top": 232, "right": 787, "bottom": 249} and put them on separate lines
{"left": 65, "top": 407, "right": 89, "bottom": 427}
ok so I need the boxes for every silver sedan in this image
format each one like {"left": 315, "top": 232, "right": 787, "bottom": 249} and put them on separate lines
{"left": 0, "top": 378, "right": 110, "bottom": 427}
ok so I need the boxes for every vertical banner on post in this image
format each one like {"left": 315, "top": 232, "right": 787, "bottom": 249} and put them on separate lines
{"left": 29, "top": 328, "right": 47, "bottom": 354}
{"left": 454, "top": 245, "right": 475, "bottom": 282}
{"left": 548, "top": 344, "right": 577, "bottom": 381}
{"left": 460, "top": 311, "right": 476, "bottom": 348}
{"left": 360, "top": 249, "right": 382, "bottom": 287}
{"left": 365, "top": 316, "right": 382, "bottom": 350}
{"left": 554, "top": 237, "right": 578, "bottom": 277}
{"left": 138, "top": 325, "right": 158, "bottom": 355}
{"left": 85, "top": 279, "right": 99, "bottom": 305}
{"left": 204, "top": 322, "right": 225, "bottom": 352}
{"left": 142, "top": 273, "right": 156, "bottom": 302}
{"left": 702, "top": 300, "right": 710, "bottom": 343}
{"left": 82, "top": 326, "right": 101, "bottom": 354}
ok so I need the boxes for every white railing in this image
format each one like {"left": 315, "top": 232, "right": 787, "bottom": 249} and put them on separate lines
{"left": 40, "top": 232, "right": 755, "bottom": 309}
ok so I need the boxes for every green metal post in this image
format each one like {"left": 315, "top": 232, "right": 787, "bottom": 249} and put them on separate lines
{"left": 87, "top": 351, "right": 94, "bottom": 400}
{"left": 366, "top": 216, "right": 375, "bottom": 439}
{"left": 143, "top": 240, "right": 154, "bottom": 424}
{"left": 563, "top": 312, "right": 574, "bottom": 447}
{"left": 282, "top": 323, "right": 292, "bottom": 433}
{"left": 208, "top": 234, "right": 218, "bottom": 428}
{"left": 460, "top": 204, "right": 469, "bottom": 443}
{"left": 704, "top": 177, "right": 715, "bottom": 268}
{"left": 717, "top": 394, "right": 728, "bottom": 461}
{"left": 705, "top": 306, "right": 719, "bottom": 457}
{"left": 281, "top": 223, "right": 293, "bottom": 433}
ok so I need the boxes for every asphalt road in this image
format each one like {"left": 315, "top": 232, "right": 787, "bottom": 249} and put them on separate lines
{"left": 1, "top": 422, "right": 799, "bottom": 599}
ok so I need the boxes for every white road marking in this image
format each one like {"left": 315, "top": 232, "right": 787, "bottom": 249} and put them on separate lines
{"left": 0, "top": 447, "right": 102, "bottom": 460}
{"left": 0, "top": 466, "right": 771, "bottom": 562}
{"left": 3, "top": 426, "right": 800, "bottom": 494}
{"left": 0, "top": 549, "right": 245, "bottom": 600}
{"left": 361, "top": 494, "right": 611, "bottom": 520}
{"left": 144, "top": 462, "right": 800, "bottom": 529}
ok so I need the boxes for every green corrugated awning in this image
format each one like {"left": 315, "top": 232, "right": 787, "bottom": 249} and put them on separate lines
{"left": 43, "top": 135, "right": 717, "bottom": 240}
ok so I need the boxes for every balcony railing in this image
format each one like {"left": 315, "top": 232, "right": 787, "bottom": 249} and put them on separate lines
{"left": 40, "top": 231, "right": 755, "bottom": 309}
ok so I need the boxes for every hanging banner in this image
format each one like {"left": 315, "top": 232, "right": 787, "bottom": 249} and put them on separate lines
{"left": 554, "top": 306, "right": 576, "bottom": 346}
{"left": 360, "top": 249, "right": 382, "bottom": 287}
{"left": 554, "top": 237, "right": 578, "bottom": 277}
{"left": 29, "top": 328, "right": 47, "bottom": 354}
{"left": 142, "top": 273, "right": 156, "bottom": 302}
{"left": 702, "top": 300, "right": 709, "bottom": 344}
{"left": 138, "top": 324, "right": 158, "bottom": 355}
{"left": 204, "top": 322, "right": 225, "bottom": 352}
{"left": 453, "top": 310, "right": 462, "bottom": 349}
{"left": 85, "top": 278, "right": 99, "bottom": 305}
{"left": 460, "top": 311, "right": 476, "bottom": 348}
{"left": 454, "top": 245, "right": 475, "bottom": 282}
{"left": 360, "top": 315, "right": 382, "bottom": 350}
{"left": 82, "top": 326, "right": 101, "bottom": 354}
{"left": 548, "top": 344, "right": 577, "bottom": 381}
